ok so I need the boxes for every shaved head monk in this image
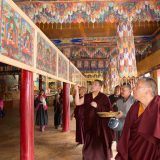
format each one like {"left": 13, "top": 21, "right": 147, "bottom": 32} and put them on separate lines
{"left": 116, "top": 77, "right": 160, "bottom": 160}
{"left": 75, "top": 80, "right": 113, "bottom": 160}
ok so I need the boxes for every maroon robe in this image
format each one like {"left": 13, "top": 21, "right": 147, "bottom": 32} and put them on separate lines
{"left": 116, "top": 96, "right": 160, "bottom": 160}
{"left": 74, "top": 104, "right": 85, "bottom": 144}
{"left": 83, "top": 92, "right": 113, "bottom": 160}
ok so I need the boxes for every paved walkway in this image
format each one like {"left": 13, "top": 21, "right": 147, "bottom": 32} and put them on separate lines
{"left": 0, "top": 101, "right": 117, "bottom": 160}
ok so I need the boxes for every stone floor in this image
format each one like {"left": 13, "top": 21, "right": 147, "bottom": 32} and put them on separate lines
{"left": 0, "top": 101, "right": 117, "bottom": 160}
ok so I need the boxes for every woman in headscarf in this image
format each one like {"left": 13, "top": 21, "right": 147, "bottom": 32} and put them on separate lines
{"left": 35, "top": 90, "right": 48, "bottom": 132}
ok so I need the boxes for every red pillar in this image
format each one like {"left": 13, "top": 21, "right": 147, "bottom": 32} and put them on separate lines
{"left": 62, "top": 82, "right": 70, "bottom": 132}
{"left": 20, "top": 70, "right": 34, "bottom": 160}
{"left": 39, "top": 75, "right": 42, "bottom": 90}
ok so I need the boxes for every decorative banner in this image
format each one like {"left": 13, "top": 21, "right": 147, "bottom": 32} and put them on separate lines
{"left": 53, "top": 36, "right": 116, "bottom": 45}
{"left": 103, "top": 48, "right": 120, "bottom": 94}
{"left": 58, "top": 54, "right": 68, "bottom": 80}
{"left": 117, "top": 21, "right": 137, "bottom": 78}
{"left": 103, "top": 69, "right": 111, "bottom": 94}
{"left": 17, "top": 1, "right": 160, "bottom": 24}
{"left": 109, "top": 51, "right": 120, "bottom": 92}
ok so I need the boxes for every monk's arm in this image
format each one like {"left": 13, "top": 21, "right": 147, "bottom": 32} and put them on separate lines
{"left": 74, "top": 85, "right": 84, "bottom": 106}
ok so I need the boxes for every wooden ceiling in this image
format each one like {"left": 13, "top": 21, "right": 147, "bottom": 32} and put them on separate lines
{"left": 35, "top": 21, "right": 159, "bottom": 73}
{"left": 37, "top": 21, "right": 160, "bottom": 40}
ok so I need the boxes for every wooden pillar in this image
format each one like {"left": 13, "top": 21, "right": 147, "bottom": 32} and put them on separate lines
{"left": 20, "top": 70, "right": 34, "bottom": 160}
{"left": 62, "top": 82, "right": 70, "bottom": 132}
{"left": 39, "top": 75, "right": 42, "bottom": 90}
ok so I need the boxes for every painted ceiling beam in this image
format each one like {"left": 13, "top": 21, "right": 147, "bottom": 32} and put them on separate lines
{"left": 17, "top": 1, "right": 160, "bottom": 24}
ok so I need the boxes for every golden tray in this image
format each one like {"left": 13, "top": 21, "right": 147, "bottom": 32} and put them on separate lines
{"left": 97, "top": 112, "right": 120, "bottom": 118}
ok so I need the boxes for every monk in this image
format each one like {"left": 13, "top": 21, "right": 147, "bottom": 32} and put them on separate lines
{"left": 109, "top": 85, "right": 121, "bottom": 111}
{"left": 74, "top": 86, "right": 87, "bottom": 144}
{"left": 75, "top": 80, "right": 113, "bottom": 160}
{"left": 115, "top": 77, "right": 160, "bottom": 160}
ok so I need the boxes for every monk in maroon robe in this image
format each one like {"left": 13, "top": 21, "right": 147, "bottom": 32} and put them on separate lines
{"left": 75, "top": 80, "right": 113, "bottom": 160}
{"left": 74, "top": 86, "right": 87, "bottom": 144}
{"left": 74, "top": 104, "right": 85, "bottom": 144}
{"left": 116, "top": 77, "right": 160, "bottom": 160}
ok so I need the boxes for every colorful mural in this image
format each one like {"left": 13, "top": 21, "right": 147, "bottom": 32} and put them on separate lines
{"left": 18, "top": 1, "right": 160, "bottom": 24}
{"left": 62, "top": 46, "right": 110, "bottom": 59}
{"left": 1, "top": 0, "right": 21, "bottom": 59}
{"left": 37, "top": 34, "right": 46, "bottom": 71}
{"left": 152, "top": 34, "right": 160, "bottom": 53}
{"left": 0, "top": 0, "right": 85, "bottom": 84}
{"left": 73, "top": 70, "right": 82, "bottom": 85}
{"left": 50, "top": 48, "right": 57, "bottom": 76}
{"left": 91, "top": 60, "right": 97, "bottom": 69}
{"left": 84, "top": 60, "right": 90, "bottom": 68}
{"left": 136, "top": 43, "right": 152, "bottom": 61}
{"left": 1, "top": 0, "right": 34, "bottom": 66}
{"left": 58, "top": 55, "right": 68, "bottom": 80}
{"left": 69, "top": 63, "right": 75, "bottom": 82}
{"left": 37, "top": 34, "right": 57, "bottom": 74}
{"left": 71, "top": 60, "right": 109, "bottom": 71}
{"left": 77, "top": 61, "right": 83, "bottom": 68}
{"left": 61, "top": 46, "right": 111, "bottom": 71}
{"left": 98, "top": 60, "right": 105, "bottom": 68}
{"left": 20, "top": 19, "right": 34, "bottom": 66}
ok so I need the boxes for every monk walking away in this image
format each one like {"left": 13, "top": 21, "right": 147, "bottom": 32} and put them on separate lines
{"left": 75, "top": 80, "right": 113, "bottom": 160}
{"left": 116, "top": 77, "right": 160, "bottom": 160}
